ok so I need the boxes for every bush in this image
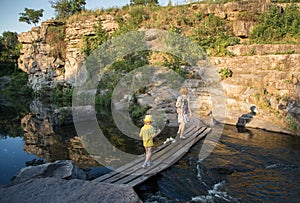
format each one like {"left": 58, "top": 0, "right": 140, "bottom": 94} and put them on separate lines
{"left": 218, "top": 67, "right": 233, "bottom": 79}
{"left": 46, "top": 25, "right": 66, "bottom": 59}
{"left": 193, "top": 14, "right": 240, "bottom": 56}
{"left": 82, "top": 20, "right": 109, "bottom": 57}
{"left": 114, "top": 6, "right": 149, "bottom": 35}
{"left": 250, "top": 4, "right": 300, "bottom": 43}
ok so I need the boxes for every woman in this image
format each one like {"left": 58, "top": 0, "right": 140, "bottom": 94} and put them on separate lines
{"left": 176, "top": 87, "right": 192, "bottom": 139}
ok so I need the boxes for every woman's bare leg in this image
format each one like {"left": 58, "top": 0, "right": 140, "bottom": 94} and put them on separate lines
{"left": 180, "top": 123, "right": 186, "bottom": 138}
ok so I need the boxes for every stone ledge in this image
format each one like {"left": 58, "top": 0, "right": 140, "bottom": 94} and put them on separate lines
{"left": 0, "top": 177, "right": 142, "bottom": 203}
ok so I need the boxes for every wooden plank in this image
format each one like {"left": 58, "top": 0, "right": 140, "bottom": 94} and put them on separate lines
{"left": 95, "top": 124, "right": 210, "bottom": 187}
{"left": 112, "top": 126, "right": 204, "bottom": 178}
{"left": 96, "top": 125, "right": 202, "bottom": 183}
{"left": 124, "top": 128, "right": 211, "bottom": 187}
{"left": 94, "top": 124, "right": 199, "bottom": 183}
{"left": 113, "top": 128, "right": 210, "bottom": 186}
{"left": 151, "top": 127, "right": 205, "bottom": 162}
{"left": 126, "top": 175, "right": 149, "bottom": 187}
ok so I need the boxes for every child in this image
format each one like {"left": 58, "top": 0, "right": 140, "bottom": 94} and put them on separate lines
{"left": 139, "top": 115, "right": 157, "bottom": 168}
{"left": 176, "top": 87, "right": 192, "bottom": 139}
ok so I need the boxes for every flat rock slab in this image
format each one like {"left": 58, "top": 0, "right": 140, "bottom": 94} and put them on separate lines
{"left": 0, "top": 177, "right": 142, "bottom": 203}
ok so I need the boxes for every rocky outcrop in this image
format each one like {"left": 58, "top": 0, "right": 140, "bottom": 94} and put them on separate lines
{"left": 0, "top": 177, "right": 142, "bottom": 203}
{"left": 210, "top": 48, "right": 300, "bottom": 134}
{"left": 201, "top": 1, "right": 272, "bottom": 20}
{"left": 18, "top": 1, "right": 276, "bottom": 91}
{"left": 9, "top": 160, "right": 86, "bottom": 186}
{"left": 1, "top": 160, "right": 142, "bottom": 203}
{"left": 17, "top": 2, "right": 300, "bottom": 135}
{"left": 18, "top": 15, "right": 118, "bottom": 91}
{"left": 18, "top": 20, "right": 66, "bottom": 91}
{"left": 64, "top": 14, "right": 118, "bottom": 85}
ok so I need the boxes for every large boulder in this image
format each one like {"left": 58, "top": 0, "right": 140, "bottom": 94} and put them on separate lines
{"left": 0, "top": 177, "right": 142, "bottom": 203}
{"left": 8, "top": 160, "right": 86, "bottom": 186}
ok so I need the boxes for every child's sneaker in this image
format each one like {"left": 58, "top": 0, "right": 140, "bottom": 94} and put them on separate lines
{"left": 141, "top": 163, "right": 147, "bottom": 168}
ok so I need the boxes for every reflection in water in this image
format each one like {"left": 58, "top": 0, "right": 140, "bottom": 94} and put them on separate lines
{"left": 20, "top": 113, "right": 99, "bottom": 169}
{"left": 1, "top": 95, "right": 300, "bottom": 203}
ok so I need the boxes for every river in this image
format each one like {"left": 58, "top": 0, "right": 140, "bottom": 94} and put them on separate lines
{"left": 137, "top": 125, "right": 300, "bottom": 203}
{"left": 0, "top": 107, "right": 299, "bottom": 203}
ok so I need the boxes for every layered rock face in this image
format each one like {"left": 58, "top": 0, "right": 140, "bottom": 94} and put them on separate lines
{"left": 18, "top": 20, "right": 66, "bottom": 91}
{"left": 17, "top": 2, "right": 300, "bottom": 134}
{"left": 18, "top": 15, "right": 118, "bottom": 91}
{"left": 211, "top": 46, "right": 300, "bottom": 134}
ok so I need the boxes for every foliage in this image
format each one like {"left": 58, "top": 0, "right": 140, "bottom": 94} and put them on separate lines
{"left": 218, "top": 67, "right": 233, "bottom": 79}
{"left": 163, "top": 55, "right": 186, "bottom": 77}
{"left": 37, "top": 84, "right": 73, "bottom": 107}
{"left": 0, "top": 68, "right": 33, "bottom": 136}
{"left": 129, "top": 94, "right": 149, "bottom": 124}
{"left": 285, "top": 113, "right": 297, "bottom": 132}
{"left": 95, "top": 51, "right": 150, "bottom": 108}
{"left": 82, "top": 20, "right": 109, "bottom": 57}
{"left": 0, "top": 32, "right": 20, "bottom": 76}
{"left": 250, "top": 4, "right": 300, "bottom": 43}
{"left": 114, "top": 6, "right": 149, "bottom": 35}
{"left": 193, "top": 14, "right": 240, "bottom": 56}
{"left": 50, "top": 0, "right": 86, "bottom": 19}
{"left": 46, "top": 25, "right": 66, "bottom": 59}
{"left": 52, "top": 84, "right": 73, "bottom": 106}
{"left": 19, "top": 8, "right": 44, "bottom": 26}
{"left": 130, "top": 0, "right": 158, "bottom": 5}
{"left": 5, "top": 70, "right": 32, "bottom": 96}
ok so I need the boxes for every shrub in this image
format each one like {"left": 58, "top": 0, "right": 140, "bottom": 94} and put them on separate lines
{"left": 82, "top": 20, "right": 109, "bottom": 57}
{"left": 218, "top": 67, "right": 233, "bottom": 79}
{"left": 46, "top": 25, "right": 66, "bottom": 59}
{"left": 250, "top": 4, "right": 300, "bottom": 43}
{"left": 193, "top": 14, "right": 240, "bottom": 56}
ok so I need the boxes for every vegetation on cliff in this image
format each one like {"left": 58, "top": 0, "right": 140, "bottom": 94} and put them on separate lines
{"left": 13, "top": 1, "right": 300, "bottom": 133}
{"left": 250, "top": 4, "right": 300, "bottom": 44}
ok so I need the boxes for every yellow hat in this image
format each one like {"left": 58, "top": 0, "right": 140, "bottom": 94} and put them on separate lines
{"left": 144, "top": 115, "right": 153, "bottom": 122}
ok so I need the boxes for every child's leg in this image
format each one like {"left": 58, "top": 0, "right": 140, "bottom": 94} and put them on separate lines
{"left": 145, "top": 147, "right": 152, "bottom": 163}
{"left": 142, "top": 147, "right": 151, "bottom": 167}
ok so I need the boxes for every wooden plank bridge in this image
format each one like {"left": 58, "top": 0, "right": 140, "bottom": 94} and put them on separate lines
{"left": 93, "top": 120, "right": 211, "bottom": 187}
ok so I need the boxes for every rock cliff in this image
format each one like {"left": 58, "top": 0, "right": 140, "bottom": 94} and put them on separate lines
{"left": 17, "top": 2, "right": 300, "bottom": 135}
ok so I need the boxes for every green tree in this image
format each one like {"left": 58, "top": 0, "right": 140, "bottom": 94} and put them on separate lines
{"left": 19, "top": 8, "right": 44, "bottom": 26}
{"left": 50, "top": 0, "right": 86, "bottom": 19}
{"left": 0, "top": 32, "right": 20, "bottom": 62}
{"left": 130, "top": 0, "right": 158, "bottom": 5}
{"left": 0, "top": 31, "right": 21, "bottom": 76}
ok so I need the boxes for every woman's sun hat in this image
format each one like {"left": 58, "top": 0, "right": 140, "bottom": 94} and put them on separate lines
{"left": 144, "top": 115, "right": 153, "bottom": 122}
